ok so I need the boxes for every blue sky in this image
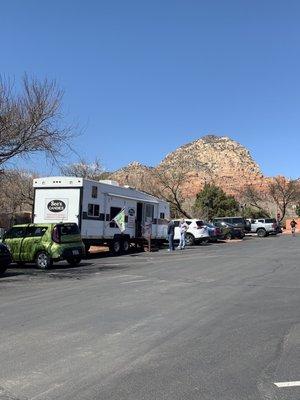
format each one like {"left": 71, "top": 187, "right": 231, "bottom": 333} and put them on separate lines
{"left": 2, "top": 0, "right": 300, "bottom": 177}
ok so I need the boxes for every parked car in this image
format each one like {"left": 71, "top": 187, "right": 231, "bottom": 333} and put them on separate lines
{"left": 173, "top": 219, "right": 210, "bottom": 246}
{"left": 204, "top": 222, "right": 223, "bottom": 242}
{"left": 2, "top": 223, "right": 85, "bottom": 270}
{"left": 212, "top": 217, "right": 250, "bottom": 232}
{"left": 213, "top": 221, "right": 245, "bottom": 240}
{"left": 248, "top": 218, "right": 279, "bottom": 237}
{"left": 0, "top": 243, "right": 12, "bottom": 275}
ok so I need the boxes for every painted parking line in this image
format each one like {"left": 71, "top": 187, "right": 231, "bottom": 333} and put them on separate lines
{"left": 120, "top": 279, "right": 152, "bottom": 284}
{"left": 274, "top": 381, "right": 300, "bottom": 388}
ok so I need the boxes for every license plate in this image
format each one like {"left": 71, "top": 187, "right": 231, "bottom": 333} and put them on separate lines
{"left": 72, "top": 250, "right": 79, "bottom": 255}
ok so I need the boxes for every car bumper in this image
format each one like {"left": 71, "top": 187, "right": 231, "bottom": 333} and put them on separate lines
{"left": 51, "top": 246, "right": 85, "bottom": 260}
{"left": 60, "top": 247, "right": 85, "bottom": 260}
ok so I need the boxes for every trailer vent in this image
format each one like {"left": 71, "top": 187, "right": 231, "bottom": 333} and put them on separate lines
{"left": 99, "top": 180, "right": 119, "bottom": 186}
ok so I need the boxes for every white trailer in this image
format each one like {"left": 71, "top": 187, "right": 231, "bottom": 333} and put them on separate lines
{"left": 33, "top": 176, "right": 170, "bottom": 254}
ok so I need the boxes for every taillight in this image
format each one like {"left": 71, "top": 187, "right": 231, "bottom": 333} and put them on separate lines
{"left": 52, "top": 225, "right": 60, "bottom": 243}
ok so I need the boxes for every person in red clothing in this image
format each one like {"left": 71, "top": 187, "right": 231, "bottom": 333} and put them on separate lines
{"left": 290, "top": 219, "right": 297, "bottom": 236}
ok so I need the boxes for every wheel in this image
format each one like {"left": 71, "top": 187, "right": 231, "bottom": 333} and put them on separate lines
{"left": 122, "top": 239, "right": 130, "bottom": 253}
{"left": 225, "top": 232, "right": 232, "bottom": 240}
{"left": 110, "top": 240, "right": 121, "bottom": 256}
{"left": 0, "top": 265, "right": 7, "bottom": 275}
{"left": 66, "top": 257, "right": 82, "bottom": 266}
{"left": 35, "top": 252, "right": 52, "bottom": 270}
{"left": 185, "top": 233, "right": 195, "bottom": 246}
{"left": 257, "top": 228, "right": 267, "bottom": 238}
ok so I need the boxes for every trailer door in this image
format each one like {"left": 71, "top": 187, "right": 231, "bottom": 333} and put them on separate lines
{"left": 34, "top": 188, "right": 81, "bottom": 225}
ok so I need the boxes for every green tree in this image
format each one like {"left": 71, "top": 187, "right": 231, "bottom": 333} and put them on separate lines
{"left": 295, "top": 204, "right": 300, "bottom": 217}
{"left": 194, "top": 183, "right": 239, "bottom": 221}
{"left": 241, "top": 205, "right": 270, "bottom": 219}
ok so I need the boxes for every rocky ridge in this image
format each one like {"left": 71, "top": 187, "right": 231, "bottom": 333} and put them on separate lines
{"left": 110, "top": 135, "right": 268, "bottom": 198}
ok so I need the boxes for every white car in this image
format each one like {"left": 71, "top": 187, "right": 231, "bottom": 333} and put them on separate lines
{"left": 173, "top": 219, "right": 210, "bottom": 246}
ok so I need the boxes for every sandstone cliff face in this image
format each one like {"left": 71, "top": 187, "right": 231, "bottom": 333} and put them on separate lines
{"left": 160, "top": 135, "right": 265, "bottom": 197}
{"left": 110, "top": 135, "right": 268, "bottom": 198}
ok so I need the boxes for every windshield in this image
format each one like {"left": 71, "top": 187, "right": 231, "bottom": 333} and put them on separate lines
{"left": 57, "top": 223, "right": 80, "bottom": 236}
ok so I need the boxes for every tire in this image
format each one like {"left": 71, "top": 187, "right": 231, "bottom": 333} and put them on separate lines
{"left": 122, "top": 239, "right": 130, "bottom": 253}
{"left": 185, "top": 233, "right": 195, "bottom": 246}
{"left": 66, "top": 257, "right": 82, "bottom": 266}
{"left": 0, "top": 265, "right": 7, "bottom": 275}
{"left": 257, "top": 228, "right": 267, "bottom": 238}
{"left": 225, "top": 232, "right": 232, "bottom": 240}
{"left": 110, "top": 240, "right": 121, "bottom": 256}
{"left": 35, "top": 252, "right": 52, "bottom": 270}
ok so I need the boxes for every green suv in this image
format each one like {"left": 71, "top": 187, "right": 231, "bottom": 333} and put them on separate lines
{"left": 2, "top": 223, "right": 85, "bottom": 269}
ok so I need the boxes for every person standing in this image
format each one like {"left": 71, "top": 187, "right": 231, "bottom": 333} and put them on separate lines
{"left": 290, "top": 219, "right": 297, "bottom": 236}
{"left": 167, "top": 219, "right": 175, "bottom": 251}
{"left": 177, "top": 219, "right": 189, "bottom": 250}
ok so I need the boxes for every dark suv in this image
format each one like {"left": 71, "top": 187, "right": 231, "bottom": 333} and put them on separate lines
{"left": 212, "top": 217, "right": 250, "bottom": 232}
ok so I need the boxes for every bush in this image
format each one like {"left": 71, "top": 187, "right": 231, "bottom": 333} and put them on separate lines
{"left": 194, "top": 183, "right": 239, "bottom": 221}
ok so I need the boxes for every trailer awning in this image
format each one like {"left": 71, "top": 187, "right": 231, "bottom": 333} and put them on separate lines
{"left": 106, "top": 192, "right": 159, "bottom": 204}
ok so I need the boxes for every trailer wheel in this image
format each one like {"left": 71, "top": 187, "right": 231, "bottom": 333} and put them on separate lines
{"left": 122, "top": 239, "right": 130, "bottom": 253}
{"left": 110, "top": 240, "right": 121, "bottom": 256}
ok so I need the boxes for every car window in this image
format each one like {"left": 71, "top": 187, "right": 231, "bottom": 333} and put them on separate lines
{"left": 265, "top": 219, "right": 276, "bottom": 223}
{"left": 58, "top": 224, "right": 80, "bottom": 236}
{"left": 258, "top": 219, "right": 264, "bottom": 223}
{"left": 186, "top": 221, "right": 192, "bottom": 225}
{"left": 5, "top": 227, "right": 26, "bottom": 239}
{"left": 232, "top": 218, "right": 244, "bottom": 224}
{"left": 26, "top": 226, "right": 48, "bottom": 237}
{"left": 173, "top": 221, "right": 180, "bottom": 227}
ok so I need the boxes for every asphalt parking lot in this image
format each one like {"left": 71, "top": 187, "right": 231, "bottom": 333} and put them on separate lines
{"left": 1, "top": 235, "right": 300, "bottom": 400}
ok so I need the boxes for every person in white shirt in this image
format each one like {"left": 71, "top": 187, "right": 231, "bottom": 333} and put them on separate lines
{"left": 177, "top": 219, "right": 189, "bottom": 250}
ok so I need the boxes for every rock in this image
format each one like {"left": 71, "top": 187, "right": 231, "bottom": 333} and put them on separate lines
{"left": 109, "top": 135, "right": 268, "bottom": 199}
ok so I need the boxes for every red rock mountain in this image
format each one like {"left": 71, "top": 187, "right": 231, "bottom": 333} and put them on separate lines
{"left": 110, "top": 135, "right": 268, "bottom": 198}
